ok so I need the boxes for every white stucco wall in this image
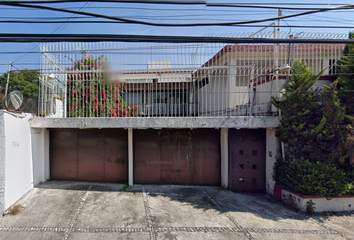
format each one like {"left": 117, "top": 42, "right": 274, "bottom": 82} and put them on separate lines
{"left": 282, "top": 189, "right": 354, "bottom": 212}
{"left": 47, "top": 99, "right": 64, "bottom": 118}
{"left": 198, "top": 77, "right": 231, "bottom": 114}
{"left": 3, "top": 112, "right": 33, "bottom": 210}
{"left": 255, "top": 79, "right": 333, "bottom": 106}
{"left": 124, "top": 72, "right": 192, "bottom": 83}
{"left": 0, "top": 111, "right": 50, "bottom": 214}
{"left": 266, "top": 128, "right": 280, "bottom": 195}
{"left": 0, "top": 112, "right": 6, "bottom": 214}
{"left": 31, "top": 128, "right": 50, "bottom": 186}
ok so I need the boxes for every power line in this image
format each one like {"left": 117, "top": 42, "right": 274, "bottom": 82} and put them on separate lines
{"left": 0, "top": 34, "right": 353, "bottom": 43}
{"left": 12, "top": 1, "right": 92, "bottom": 63}
{"left": 51, "top": 1, "right": 91, "bottom": 34}
{"left": 206, "top": 3, "right": 353, "bottom": 10}
{"left": 1, "top": 1, "right": 352, "bottom": 11}
{"left": 0, "top": 12, "right": 284, "bottom": 19}
{"left": 1, "top": 15, "right": 354, "bottom": 22}
{"left": 1, "top": 12, "right": 354, "bottom": 23}
{"left": 1, "top": 2, "right": 354, "bottom": 27}
{"left": 1, "top": 1, "right": 352, "bottom": 5}
{"left": 0, "top": 0, "right": 206, "bottom": 5}
{"left": 12, "top": 45, "right": 38, "bottom": 63}
{"left": 0, "top": 6, "right": 212, "bottom": 11}
{"left": 0, "top": 1, "right": 352, "bottom": 10}
{"left": 209, "top": 3, "right": 354, "bottom": 6}
{"left": 1, "top": 21, "right": 354, "bottom": 29}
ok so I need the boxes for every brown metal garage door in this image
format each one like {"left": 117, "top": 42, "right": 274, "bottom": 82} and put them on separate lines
{"left": 134, "top": 129, "right": 221, "bottom": 185}
{"left": 50, "top": 129, "right": 128, "bottom": 182}
{"left": 229, "top": 129, "right": 266, "bottom": 192}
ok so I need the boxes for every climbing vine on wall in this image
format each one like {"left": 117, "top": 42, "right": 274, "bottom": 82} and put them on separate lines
{"left": 66, "top": 55, "right": 140, "bottom": 117}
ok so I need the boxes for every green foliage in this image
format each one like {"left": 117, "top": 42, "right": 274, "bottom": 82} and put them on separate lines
{"left": 272, "top": 60, "right": 325, "bottom": 162}
{"left": 66, "top": 55, "right": 140, "bottom": 117}
{"left": 274, "top": 158, "right": 353, "bottom": 196}
{"left": 0, "top": 69, "right": 39, "bottom": 98}
{"left": 306, "top": 200, "right": 316, "bottom": 214}
{"left": 319, "top": 81, "right": 354, "bottom": 167}
{"left": 272, "top": 60, "right": 354, "bottom": 196}
{"left": 337, "top": 31, "right": 354, "bottom": 116}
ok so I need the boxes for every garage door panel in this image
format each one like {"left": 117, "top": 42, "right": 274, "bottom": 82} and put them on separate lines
{"left": 50, "top": 129, "right": 128, "bottom": 182}
{"left": 161, "top": 130, "right": 191, "bottom": 184}
{"left": 51, "top": 131, "right": 78, "bottom": 180}
{"left": 134, "top": 129, "right": 221, "bottom": 186}
{"left": 133, "top": 129, "right": 161, "bottom": 183}
{"left": 192, "top": 130, "right": 221, "bottom": 185}
{"left": 78, "top": 130, "right": 104, "bottom": 181}
{"left": 104, "top": 129, "right": 128, "bottom": 181}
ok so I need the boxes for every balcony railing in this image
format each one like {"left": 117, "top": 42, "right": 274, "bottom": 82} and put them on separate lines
{"left": 38, "top": 32, "right": 346, "bottom": 118}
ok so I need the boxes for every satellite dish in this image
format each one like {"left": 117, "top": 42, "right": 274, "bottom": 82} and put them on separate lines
{"left": 5, "top": 90, "right": 23, "bottom": 111}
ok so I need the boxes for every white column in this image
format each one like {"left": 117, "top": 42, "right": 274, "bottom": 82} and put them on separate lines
{"left": 220, "top": 128, "right": 229, "bottom": 188}
{"left": 128, "top": 128, "right": 133, "bottom": 186}
{"left": 30, "top": 128, "right": 50, "bottom": 185}
{"left": 266, "top": 128, "right": 280, "bottom": 195}
{"left": 43, "top": 129, "right": 50, "bottom": 182}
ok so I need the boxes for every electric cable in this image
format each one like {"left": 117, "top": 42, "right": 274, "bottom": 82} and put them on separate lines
{"left": 0, "top": 2, "right": 353, "bottom": 27}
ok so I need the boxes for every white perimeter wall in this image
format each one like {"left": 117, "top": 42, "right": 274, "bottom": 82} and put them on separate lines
{"left": 3, "top": 112, "right": 33, "bottom": 210}
{"left": 0, "top": 111, "right": 5, "bottom": 214}
{"left": 282, "top": 189, "right": 354, "bottom": 212}
{"left": 0, "top": 111, "right": 49, "bottom": 213}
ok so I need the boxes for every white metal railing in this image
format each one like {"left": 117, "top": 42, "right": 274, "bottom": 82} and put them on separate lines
{"left": 38, "top": 33, "right": 346, "bottom": 118}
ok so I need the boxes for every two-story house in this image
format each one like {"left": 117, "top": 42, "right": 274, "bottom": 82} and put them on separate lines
{"left": 24, "top": 39, "right": 349, "bottom": 195}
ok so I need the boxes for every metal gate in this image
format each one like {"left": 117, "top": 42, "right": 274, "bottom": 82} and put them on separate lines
{"left": 229, "top": 129, "right": 266, "bottom": 192}
{"left": 134, "top": 129, "right": 221, "bottom": 185}
{"left": 50, "top": 129, "right": 128, "bottom": 182}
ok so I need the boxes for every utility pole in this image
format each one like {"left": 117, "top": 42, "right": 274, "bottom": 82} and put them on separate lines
{"left": 4, "top": 61, "right": 13, "bottom": 99}
{"left": 275, "top": 9, "right": 286, "bottom": 160}
{"left": 275, "top": 9, "right": 281, "bottom": 98}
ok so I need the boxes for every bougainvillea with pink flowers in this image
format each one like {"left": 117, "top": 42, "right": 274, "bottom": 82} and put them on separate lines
{"left": 66, "top": 55, "right": 140, "bottom": 117}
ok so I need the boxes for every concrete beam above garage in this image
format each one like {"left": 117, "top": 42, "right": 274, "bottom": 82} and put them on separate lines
{"left": 29, "top": 116, "right": 279, "bottom": 129}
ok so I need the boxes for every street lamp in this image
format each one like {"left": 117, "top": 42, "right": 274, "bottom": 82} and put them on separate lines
{"left": 277, "top": 64, "right": 291, "bottom": 74}
{"left": 47, "top": 73, "right": 56, "bottom": 81}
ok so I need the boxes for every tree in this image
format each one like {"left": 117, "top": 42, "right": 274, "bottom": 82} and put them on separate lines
{"left": 272, "top": 60, "right": 354, "bottom": 196}
{"left": 0, "top": 69, "right": 39, "bottom": 98}
{"left": 337, "top": 31, "right": 354, "bottom": 117}
{"left": 66, "top": 55, "right": 140, "bottom": 117}
{"left": 272, "top": 60, "right": 325, "bottom": 162}
{"left": 320, "top": 81, "right": 354, "bottom": 168}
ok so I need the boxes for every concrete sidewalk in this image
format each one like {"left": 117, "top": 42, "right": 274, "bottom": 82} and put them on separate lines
{"left": 0, "top": 181, "right": 353, "bottom": 240}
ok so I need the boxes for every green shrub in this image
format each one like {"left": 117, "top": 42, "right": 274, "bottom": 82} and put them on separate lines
{"left": 274, "top": 158, "right": 353, "bottom": 196}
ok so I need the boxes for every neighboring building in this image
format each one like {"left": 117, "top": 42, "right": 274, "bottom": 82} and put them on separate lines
{"left": 195, "top": 43, "right": 345, "bottom": 116}
{"left": 122, "top": 61, "right": 195, "bottom": 116}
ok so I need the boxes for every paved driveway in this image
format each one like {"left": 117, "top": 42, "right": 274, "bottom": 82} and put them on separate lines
{"left": 0, "top": 181, "right": 353, "bottom": 240}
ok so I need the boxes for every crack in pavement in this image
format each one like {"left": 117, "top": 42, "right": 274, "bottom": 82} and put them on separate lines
{"left": 63, "top": 184, "right": 92, "bottom": 240}
{"left": 0, "top": 226, "right": 341, "bottom": 235}
{"left": 142, "top": 186, "right": 156, "bottom": 240}
{"left": 200, "top": 188, "right": 254, "bottom": 239}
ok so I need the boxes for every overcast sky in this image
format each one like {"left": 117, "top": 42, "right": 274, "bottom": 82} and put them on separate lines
{"left": 0, "top": 0, "right": 354, "bottom": 73}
